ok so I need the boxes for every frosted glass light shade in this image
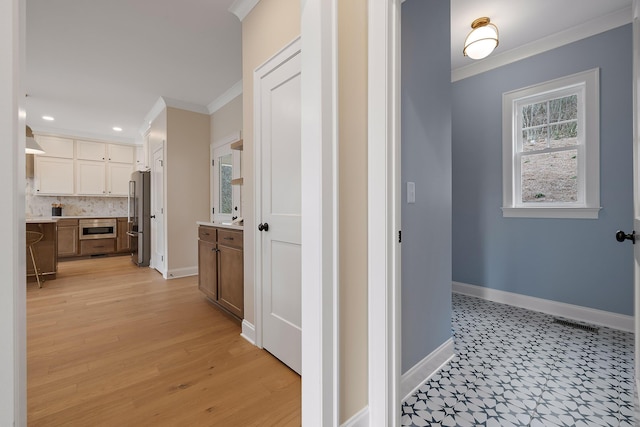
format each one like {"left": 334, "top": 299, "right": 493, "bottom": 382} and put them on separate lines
{"left": 463, "top": 17, "right": 499, "bottom": 60}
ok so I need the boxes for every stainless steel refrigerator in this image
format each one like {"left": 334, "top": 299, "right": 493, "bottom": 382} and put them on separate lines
{"left": 128, "top": 170, "right": 151, "bottom": 266}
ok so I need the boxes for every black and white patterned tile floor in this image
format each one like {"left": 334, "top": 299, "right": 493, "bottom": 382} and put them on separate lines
{"left": 401, "top": 293, "right": 639, "bottom": 427}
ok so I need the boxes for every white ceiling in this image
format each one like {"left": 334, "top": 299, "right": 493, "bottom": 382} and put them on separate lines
{"left": 26, "top": 0, "right": 241, "bottom": 143}
{"left": 451, "top": 0, "right": 632, "bottom": 71}
{"left": 25, "top": 0, "right": 633, "bottom": 144}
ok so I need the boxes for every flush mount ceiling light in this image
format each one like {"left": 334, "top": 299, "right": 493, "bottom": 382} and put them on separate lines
{"left": 25, "top": 125, "right": 45, "bottom": 154}
{"left": 113, "top": 126, "right": 123, "bottom": 132}
{"left": 42, "top": 115, "right": 55, "bottom": 121}
{"left": 463, "top": 17, "right": 499, "bottom": 60}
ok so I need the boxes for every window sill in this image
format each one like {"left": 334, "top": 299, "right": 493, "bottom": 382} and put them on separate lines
{"left": 501, "top": 206, "right": 601, "bottom": 219}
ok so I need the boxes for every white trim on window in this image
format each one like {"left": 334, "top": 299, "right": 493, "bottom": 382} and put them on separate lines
{"left": 210, "top": 131, "right": 241, "bottom": 223}
{"left": 502, "top": 68, "right": 601, "bottom": 219}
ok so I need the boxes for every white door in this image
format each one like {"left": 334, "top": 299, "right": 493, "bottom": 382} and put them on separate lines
{"left": 633, "top": 0, "right": 640, "bottom": 389}
{"left": 151, "top": 146, "right": 165, "bottom": 275}
{"left": 257, "top": 45, "right": 302, "bottom": 374}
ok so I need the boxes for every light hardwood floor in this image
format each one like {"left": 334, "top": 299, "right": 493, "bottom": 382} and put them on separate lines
{"left": 27, "top": 256, "right": 301, "bottom": 426}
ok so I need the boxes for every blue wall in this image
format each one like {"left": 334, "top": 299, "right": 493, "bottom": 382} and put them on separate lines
{"left": 452, "top": 25, "right": 633, "bottom": 315}
{"left": 402, "top": 0, "right": 452, "bottom": 373}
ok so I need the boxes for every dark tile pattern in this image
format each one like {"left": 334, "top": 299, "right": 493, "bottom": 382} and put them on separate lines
{"left": 401, "top": 293, "right": 638, "bottom": 427}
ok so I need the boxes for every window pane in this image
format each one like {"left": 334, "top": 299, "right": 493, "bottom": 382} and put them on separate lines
{"left": 549, "top": 95, "right": 577, "bottom": 123}
{"left": 549, "top": 122, "right": 578, "bottom": 149}
{"left": 219, "top": 154, "right": 233, "bottom": 214}
{"left": 521, "top": 149, "right": 578, "bottom": 203}
{"left": 522, "top": 101, "right": 547, "bottom": 128}
{"left": 522, "top": 126, "right": 548, "bottom": 152}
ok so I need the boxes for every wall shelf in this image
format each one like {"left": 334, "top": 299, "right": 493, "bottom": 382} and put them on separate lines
{"left": 230, "top": 139, "right": 243, "bottom": 151}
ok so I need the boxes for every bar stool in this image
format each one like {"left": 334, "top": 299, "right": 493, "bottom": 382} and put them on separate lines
{"left": 26, "top": 230, "right": 44, "bottom": 288}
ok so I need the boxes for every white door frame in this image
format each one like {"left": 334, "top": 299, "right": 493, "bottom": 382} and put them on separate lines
{"left": 151, "top": 144, "right": 166, "bottom": 277}
{"left": 4, "top": 0, "right": 27, "bottom": 424}
{"left": 300, "top": 0, "right": 340, "bottom": 424}
{"left": 368, "top": 0, "right": 402, "bottom": 424}
{"left": 632, "top": 0, "right": 640, "bottom": 391}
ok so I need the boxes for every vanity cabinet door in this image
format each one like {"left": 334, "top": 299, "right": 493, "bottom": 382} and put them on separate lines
{"left": 198, "top": 239, "right": 218, "bottom": 301}
{"left": 217, "top": 241, "right": 243, "bottom": 319}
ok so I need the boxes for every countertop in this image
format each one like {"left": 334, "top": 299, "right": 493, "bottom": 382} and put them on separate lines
{"left": 27, "top": 215, "right": 126, "bottom": 222}
{"left": 197, "top": 221, "right": 244, "bottom": 231}
{"left": 26, "top": 218, "right": 59, "bottom": 224}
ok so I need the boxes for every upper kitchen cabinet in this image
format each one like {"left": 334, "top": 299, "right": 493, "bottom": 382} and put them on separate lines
{"left": 108, "top": 144, "right": 134, "bottom": 163}
{"left": 33, "top": 135, "right": 74, "bottom": 195}
{"left": 35, "top": 135, "right": 75, "bottom": 158}
{"left": 76, "top": 140, "right": 106, "bottom": 161}
{"left": 34, "top": 134, "right": 134, "bottom": 197}
{"left": 76, "top": 160, "right": 107, "bottom": 195}
{"left": 34, "top": 157, "right": 75, "bottom": 195}
{"left": 76, "top": 141, "right": 133, "bottom": 196}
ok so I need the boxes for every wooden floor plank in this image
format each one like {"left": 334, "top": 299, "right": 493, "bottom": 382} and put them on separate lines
{"left": 27, "top": 256, "right": 301, "bottom": 426}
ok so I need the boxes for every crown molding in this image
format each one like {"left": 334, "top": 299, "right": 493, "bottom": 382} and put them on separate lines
{"left": 139, "top": 97, "right": 166, "bottom": 136}
{"left": 207, "top": 80, "right": 243, "bottom": 114}
{"left": 229, "top": 0, "right": 260, "bottom": 21}
{"left": 452, "top": 5, "right": 632, "bottom": 82}
{"left": 161, "top": 97, "right": 209, "bottom": 115}
{"left": 139, "top": 96, "right": 210, "bottom": 136}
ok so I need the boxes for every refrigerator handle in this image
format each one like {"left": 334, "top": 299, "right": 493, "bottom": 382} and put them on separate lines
{"left": 128, "top": 180, "right": 135, "bottom": 223}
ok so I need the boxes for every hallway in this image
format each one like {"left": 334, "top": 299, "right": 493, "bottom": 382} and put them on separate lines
{"left": 402, "top": 293, "right": 637, "bottom": 426}
{"left": 27, "top": 256, "right": 300, "bottom": 426}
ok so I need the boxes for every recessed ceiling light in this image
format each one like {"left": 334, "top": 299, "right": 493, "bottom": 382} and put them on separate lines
{"left": 42, "top": 116, "right": 54, "bottom": 121}
{"left": 113, "top": 126, "right": 123, "bottom": 132}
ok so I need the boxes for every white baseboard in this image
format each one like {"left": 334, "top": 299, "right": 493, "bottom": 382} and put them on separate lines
{"left": 401, "top": 338, "right": 455, "bottom": 402}
{"left": 241, "top": 320, "right": 256, "bottom": 345}
{"left": 452, "top": 281, "right": 634, "bottom": 332}
{"left": 166, "top": 266, "right": 198, "bottom": 279}
{"left": 340, "top": 406, "right": 368, "bottom": 427}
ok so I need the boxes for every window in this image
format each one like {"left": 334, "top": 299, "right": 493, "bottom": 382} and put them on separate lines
{"left": 502, "top": 69, "right": 600, "bottom": 219}
{"left": 211, "top": 133, "right": 241, "bottom": 223}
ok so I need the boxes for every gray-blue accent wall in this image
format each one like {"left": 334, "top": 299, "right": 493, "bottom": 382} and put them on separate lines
{"left": 402, "top": 0, "right": 452, "bottom": 373}
{"left": 452, "top": 25, "right": 633, "bottom": 315}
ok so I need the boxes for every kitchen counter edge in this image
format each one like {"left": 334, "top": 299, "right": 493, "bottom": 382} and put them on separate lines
{"left": 197, "top": 221, "right": 244, "bottom": 231}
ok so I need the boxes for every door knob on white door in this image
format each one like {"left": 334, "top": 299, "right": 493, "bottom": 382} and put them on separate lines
{"left": 258, "top": 223, "right": 269, "bottom": 232}
{"left": 616, "top": 230, "right": 635, "bottom": 244}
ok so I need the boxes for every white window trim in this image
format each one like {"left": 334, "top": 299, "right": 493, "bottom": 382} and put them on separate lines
{"left": 502, "top": 68, "right": 601, "bottom": 219}
{"left": 210, "top": 131, "right": 241, "bottom": 223}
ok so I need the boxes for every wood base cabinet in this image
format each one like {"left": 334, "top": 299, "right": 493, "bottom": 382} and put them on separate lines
{"left": 57, "top": 218, "right": 79, "bottom": 257}
{"left": 198, "top": 226, "right": 243, "bottom": 321}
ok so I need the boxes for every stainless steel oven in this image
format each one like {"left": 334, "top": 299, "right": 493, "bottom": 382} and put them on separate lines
{"left": 79, "top": 218, "right": 117, "bottom": 240}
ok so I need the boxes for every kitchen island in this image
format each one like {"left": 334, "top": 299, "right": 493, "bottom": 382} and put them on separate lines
{"left": 26, "top": 218, "right": 58, "bottom": 282}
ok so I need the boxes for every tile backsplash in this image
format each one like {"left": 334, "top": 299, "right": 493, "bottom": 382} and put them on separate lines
{"left": 26, "top": 177, "right": 128, "bottom": 217}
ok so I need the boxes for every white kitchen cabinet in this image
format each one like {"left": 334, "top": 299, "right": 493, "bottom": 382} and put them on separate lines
{"left": 107, "top": 162, "right": 133, "bottom": 196}
{"left": 108, "top": 144, "right": 134, "bottom": 163}
{"left": 33, "top": 135, "right": 135, "bottom": 197}
{"left": 135, "top": 146, "right": 145, "bottom": 170}
{"left": 34, "top": 135, "right": 74, "bottom": 158}
{"left": 76, "top": 140, "right": 106, "bottom": 161}
{"left": 76, "top": 160, "right": 106, "bottom": 195}
{"left": 34, "top": 157, "right": 74, "bottom": 195}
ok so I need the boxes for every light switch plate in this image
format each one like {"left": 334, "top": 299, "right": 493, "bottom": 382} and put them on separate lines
{"left": 407, "top": 182, "right": 415, "bottom": 204}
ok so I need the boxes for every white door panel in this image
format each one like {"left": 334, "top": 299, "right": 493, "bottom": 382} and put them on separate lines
{"left": 258, "top": 48, "right": 302, "bottom": 374}
{"left": 151, "top": 147, "right": 165, "bottom": 274}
